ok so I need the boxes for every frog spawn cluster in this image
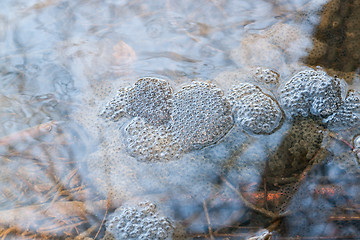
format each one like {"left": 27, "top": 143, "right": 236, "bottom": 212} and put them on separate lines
{"left": 279, "top": 68, "right": 360, "bottom": 129}
{"left": 124, "top": 118, "right": 180, "bottom": 162}
{"left": 253, "top": 67, "right": 279, "bottom": 85}
{"left": 104, "top": 201, "right": 174, "bottom": 240}
{"left": 268, "top": 117, "right": 325, "bottom": 176}
{"left": 101, "top": 78, "right": 236, "bottom": 161}
{"left": 101, "top": 69, "right": 360, "bottom": 162}
{"left": 227, "top": 83, "right": 283, "bottom": 134}
{"left": 323, "top": 90, "right": 360, "bottom": 129}
{"left": 170, "top": 82, "right": 233, "bottom": 151}
{"left": 100, "top": 77, "right": 172, "bottom": 126}
{"left": 279, "top": 69, "right": 343, "bottom": 118}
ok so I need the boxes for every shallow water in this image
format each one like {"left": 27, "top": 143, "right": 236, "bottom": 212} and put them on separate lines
{"left": 0, "top": 0, "right": 360, "bottom": 239}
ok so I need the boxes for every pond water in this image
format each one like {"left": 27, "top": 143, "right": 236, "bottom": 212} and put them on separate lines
{"left": 1, "top": 0, "right": 360, "bottom": 239}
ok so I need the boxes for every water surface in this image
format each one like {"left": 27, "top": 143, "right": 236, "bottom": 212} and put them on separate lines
{"left": 0, "top": 0, "right": 360, "bottom": 239}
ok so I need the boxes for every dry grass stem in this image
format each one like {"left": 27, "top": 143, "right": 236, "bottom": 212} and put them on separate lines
{"left": 0, "top": 200, "right": 106, "bottom": 229}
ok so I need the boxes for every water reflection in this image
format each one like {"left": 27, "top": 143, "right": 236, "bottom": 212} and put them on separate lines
{"left": 0, "top": 0, "right": 360, "bottom": 239}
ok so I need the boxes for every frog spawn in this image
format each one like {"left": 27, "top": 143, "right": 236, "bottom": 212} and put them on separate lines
{"left": 124, "top": 118, "right": 180, "bottom": 162}
{"left": 101, "top": 72, "right": 360, "bottom": 162}
{"left": 100, "top": 88, "right": 128, "bottom": 122}
{"left": 279, "top": 69, "right": 344, "bottom": 118}
{"left": 126, "top": 78, "right": 172, "bottom": 126}
{"left": 227, "top": 83, "right": 283, "bottom": 134}
{"left": 323, "top": 89, "right": 360, "bottom": 130}
{"left": 100, "top": 77, "right": 172, "bottom": 126}
{"left": 253, "top": 67, "right": 279, "bottom": 85}
{"left": 101, "top": 78, "right": 234, "bottom": 161}
{"left": 104, "top": 201, "right": 174, "bottom": 240}
{"left": 170, "top": 82, "right": 233, "bottom": 151}
{"left": 279, "top": 68, "right": 360, "bottom": 130}
{"left": 268, "top": 117, "right": 325, "bottom": 177}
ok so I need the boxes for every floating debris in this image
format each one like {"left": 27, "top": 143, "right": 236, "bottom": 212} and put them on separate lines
{"left": 228, "top": 83, "right": 282, "bottom": 134}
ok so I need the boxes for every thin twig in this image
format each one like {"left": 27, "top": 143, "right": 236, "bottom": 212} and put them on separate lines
{"left": 76, "top": 224, "right": 99, "bottom": 239}
{"left": 220, "top": 176, "right": 278, "bottom": 219}
{"left": 39, "top": 220, "right": 86, "bottom": 233}
{"left": 328, "top": 131, "right": 355, "bottom": 150}
{"left": 277, "top": 148, "right": 327, "bottom": 215}
{"left": 0, "top": 227, "right": 16, "bottom": 239}
{"left": 202, "top": 200, "right": 215, "bottom": 240}
{"left": 264, "top": 161, "right": 269, "bottom": 210}
{"left": 94, "top": 198, "right": 110, "bottom": 239}
{"left": 328, "top": 130, "right": 360, "bottom": 164}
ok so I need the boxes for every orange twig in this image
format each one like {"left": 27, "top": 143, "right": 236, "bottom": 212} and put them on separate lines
{"left": 328, "top": 131, "right": 355, "bottom": 150}
{"left": 220, "top": 176, "right": 279, "bottom": 219}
